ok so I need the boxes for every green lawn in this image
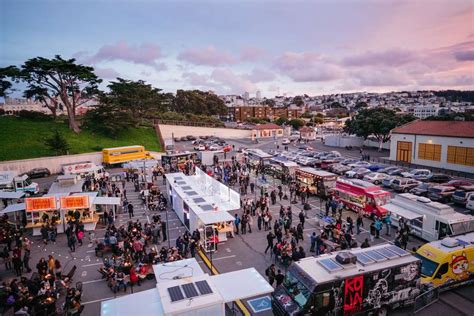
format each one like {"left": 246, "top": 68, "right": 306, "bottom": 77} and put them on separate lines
{"left": 0, "top": 116, "right": 162, "bottom": 161}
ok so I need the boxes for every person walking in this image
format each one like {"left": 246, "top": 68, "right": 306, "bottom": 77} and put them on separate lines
{"left": 234, "top": 214, "right": 241, "bottom": 235}
{"left": 23, "top": 248, "right": 31, "bottom": 273}
{"left": 299, "top": 210, "right": 305, "bottom": 229}
{"left": 384, "top": 212, "right": 392, "bottom": 236}
{"left": 161, "top": 220, "right": 167, "bottom": 242}
{"left": 356, "top": 213, "right": 363, "bottom": 235}
{"left": 310, "top": 232, "right": 317, "bottom": 252}
{"left": 346, "top": 216, "right": 354, "bottom": 235}
{"left": 266, "top": 264, "right": 276, "bottom": 286}
{"left": 68, "top": 234, "right": 77, "bottom": 252}
{"left": 275, "top": 269, "right": 285, "bottom": 287}
{"left": 374, "top": 218, "right": 382, "bottom": 239}
{"left": 265, "top": 231, "right": 275, "bottom": 254}
{"left": 250, "top": 182, "right": 255, "bottom": 194}
{"left": 128, "top": 203, "right": 134, "bottom": 219}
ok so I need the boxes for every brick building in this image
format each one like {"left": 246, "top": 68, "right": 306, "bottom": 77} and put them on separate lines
{"left": 229, "top": 106, "right": 301, "bottom": 122}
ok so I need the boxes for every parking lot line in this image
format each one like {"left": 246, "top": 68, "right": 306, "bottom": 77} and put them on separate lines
{"left": 82, "top": 279, "right": 106, "bottom": 285}
{"left": 82, "top": 296, "right": 115, "bottom": 305}
{"left": 82, "top": 262, "right": 103, "bottom": 267}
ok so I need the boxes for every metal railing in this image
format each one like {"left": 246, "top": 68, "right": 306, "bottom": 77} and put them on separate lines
{"left": 413, "top": 287, "right": 439, "bottom": 314}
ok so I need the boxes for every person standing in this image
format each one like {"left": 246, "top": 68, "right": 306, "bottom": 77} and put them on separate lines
{"left": 161, "top": 220, "right": 167, "bottom": 242}
{"left": 266, "top": 264, "right": 276, "bottom": 286}
{"left": 23, "top": 248, "right": 31, "bottom": 273}
{"left": 275, "top": 269, "right": 285, "bottom": 287}
{"left": 374, "top": 218, "right": 382, "bottom": 239}
{"left": 128, "top": 203, "right": 134, "bottom": 219}
{"left": 299, "top": 210, "right": 305, "bottom": 229}
{"left": 310, "top": 232, "right": 317, "bottom": 252}
{"left": 250, "top": 182, "right": 255, "bottom": 194}
{"left": 356, "top": 213, "right": 363, "bottom": 235}
{"left": 68, "top": 233, "right": 77, "bottom": 252}
{"left": 384, "top": 213, "right": 392, "bottom": 236}
{"left": 265, "top": 231, "right": 275, "bottom": 254}
{"left": 234, "top": 214, "right": 241, "bottom": 235}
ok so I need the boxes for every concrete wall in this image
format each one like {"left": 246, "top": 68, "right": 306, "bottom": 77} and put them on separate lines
{"left": 158, "top": 124, "right": 252, "bottom": 140}
{"left": 0, "top": 151, "right": 163, "bottom": 174}
{"left": 324, "top": 135, "right": 364, "bottom": 148}
{"left": 390, "top": 133, "right": 474, "bottom": 173}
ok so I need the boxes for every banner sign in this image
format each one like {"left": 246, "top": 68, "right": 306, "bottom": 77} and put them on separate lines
{"left": 25, "top": 197, "right": 57, "bottom": 212}
{"left": 60, "top": 196, "right": 89, "bottom": 209}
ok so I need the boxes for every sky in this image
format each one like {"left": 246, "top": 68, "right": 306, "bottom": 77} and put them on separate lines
{"left": 1, "top": 0, "right": 473, "bottom": 97}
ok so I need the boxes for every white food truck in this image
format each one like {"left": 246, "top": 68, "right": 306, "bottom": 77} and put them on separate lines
{"left": 61, "top": 161, "right": 105, "bottom": 179}
{"left": 0, "top": 171, "right": 39, "bottom": 195}
{"left": 384, "top": 193, "right": 474, "bottom": 241}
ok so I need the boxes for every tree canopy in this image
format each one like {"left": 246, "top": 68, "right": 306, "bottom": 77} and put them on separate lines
{"left": 171, "top": 90, "right": 227, "bottom": 116}
{"left": 288, "top": 118, "right": 305, "bottom": 130}
{"left": 274, "top": 116, "right": 289, "bottom": 126}
{"left": 0, "top": 66, "right": 20, "bottom": 97}
{"left": 344, "top": 108, "right": 416, "bottom": 150}
{"left": 44, "top": 130, "right": 70, "bottom": 155}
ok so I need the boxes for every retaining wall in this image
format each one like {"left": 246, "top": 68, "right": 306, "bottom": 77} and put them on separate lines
{"left": 158, "top": 124, "right": 252, "bottom": 140}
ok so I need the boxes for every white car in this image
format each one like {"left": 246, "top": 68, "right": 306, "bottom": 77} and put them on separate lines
{"left": 401, "top": 169, "right": 432, "bottom": 180}
{"left": 363, "top": 172, "right": 389, "bottom": 185}
{"left": 194, "top": 144, "right": 206, "bottom": 151}
{"left": 348, "top": 161, "right": 372, "bottom": 169}
{"left": 209, "top": 144, "right": 222, "bottom": 151}
{"left": 346, "top": 167, "right": 367, "bottom": 178}
{"left": 282, "top": 138, "right": 291, "bottom": 145}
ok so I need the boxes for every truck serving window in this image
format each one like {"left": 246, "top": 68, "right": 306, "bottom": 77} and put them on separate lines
{"left": 415, "top": 254, "right": 439, "bottom": 278}
{"left": 374, "top": 194, "right": 390, "bottom": 206}
{"left": 450, "top": 220, "right": 474, "bottom": 235}
{"left": 283, "top": 271, "right": 311, "bottom": 308}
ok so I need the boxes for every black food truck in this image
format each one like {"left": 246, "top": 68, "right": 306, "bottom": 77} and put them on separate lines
{"left": 161, "top": 152, "right": 200, "bottom": 173}
{"left": 272, "top": 244, "right": 422, "bottom": 316}
{"left": 295, "top": 167, "right": 337, "bottom": 197}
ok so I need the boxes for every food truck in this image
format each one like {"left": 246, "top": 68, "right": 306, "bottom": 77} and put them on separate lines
{"left": 61, "top": 161, "right": 105, "bottom": 179}
{"left": 295, "top": 167, "right": 336, "bottom": 197}
{"left": 266, "top": 157, "right": 299, "bottom": 179}
{"left": 384, "top": 193, "right": 474, "bottom": 242}
{"left": 102, "top": 145, "right": 152, "bottom": 165}
{"left": 161, "top": 152, "right": 200, "bottom": 172}
{"left": 272, "top": 244, "right": 421, "bottom": 316}
{"left": 416, "top": 233, "right": 474, "bottom": 289}
{"left": 332, "top": 178, "right": 391, "bottom": 217}
{"left": 0, "top": 172, "right": 39, "bottom": 195}
{"left": 245, "top": 148, "right": 274, "bottom": 169}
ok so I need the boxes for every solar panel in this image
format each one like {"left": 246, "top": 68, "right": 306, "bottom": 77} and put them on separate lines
{"left": 185, "top": 191, "right": 198, "bottom": 196}
{"left": 195, "top": 280, "right": 213, "bottom": 295}
{"left": 364, "top": 250, "right": 388, "bottom": 262}
{"left": 181, "top": 283, "right": 199, "bottom": 298}
{"left": 319, "top": 258, "right": 343, "bottom": 272}
{"left": 377, "top": 247, "right": 399, "bottom": 260}
{"left": 182, "top": 186, "right": 192, "bottom": 190}
{"left": 200, "top": 204, "right": 214, "bottom": 212}
{"left": 386, "top": 245, "right": 410, "bottom": 257}
{"left": 168, "top": 286, "right": 185, "bottom": 302}
{"left": 175, "top": 177, "right": 183, "bottom": 180}
{"left": 176, "top": 181, "right": 186, "bottom": 185}
{"left": 193, "top": 197, "right": 206, "bottom": 203}
{"left": 356, "top": 253, "right": 375, "bottom": 266}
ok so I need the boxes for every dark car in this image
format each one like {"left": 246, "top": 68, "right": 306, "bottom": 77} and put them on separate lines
{"left": 451, "top": 186, "right": 474, "bottom": 205}
{"left": 186, "top": 135, "right": 197, "bottom": 141}
{"left": 386, "top": 168, "right": 406, "bottom": 176}
{"left": 428, "top": 186, "right": 456, "bottom": 203}
{"left": 379, "top": 166, "right": 399, "bottom": 174}
{"left": 367, "top": 164, "right": 386, "bottom": 172}
{"left": 26, "top": 168, "right": 51, "bottom": 179}
{"left": 442, "top": 179, "right": 473, "bottom": 188}
{"left": 424, "top": 174, "right": 452, "bottom": 184}
{"left": 410, "top": 182, "right": 434, "bottom": 197}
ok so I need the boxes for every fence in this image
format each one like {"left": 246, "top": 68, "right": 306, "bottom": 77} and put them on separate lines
{"left": 153, "top": 119, "right": 224, "bottom": 128}
{"left": 413, "top": 287, "right": 439, "bottom": 314}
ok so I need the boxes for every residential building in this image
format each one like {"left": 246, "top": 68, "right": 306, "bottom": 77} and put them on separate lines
{"left": 252, "top": 123, "right": 284, "bottom": 139}
{"left": 256, "top": 90, "right": 261, "bottom": 101}
{"left": 228, "top": 105, "right": 301, "bottom": 122}
{"left": 243, "top": 91, "right": 250, "bottom": 102}
{"left": 390, "top": 120, "right": 474, "bottom": 173}
{"left": 299, "top": 126, "right": 316, "bottom": 140}
{"left": 412, "top": 105, "right": 439, "bottom": 119}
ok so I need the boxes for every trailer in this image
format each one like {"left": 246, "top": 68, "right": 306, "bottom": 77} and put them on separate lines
{"left": 272, "top": 244, "right": 421, "bottom": 316}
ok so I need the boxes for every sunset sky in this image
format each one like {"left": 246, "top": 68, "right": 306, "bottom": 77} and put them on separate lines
{"left": 2, "top": 0, "right": 473, "bottom": 97}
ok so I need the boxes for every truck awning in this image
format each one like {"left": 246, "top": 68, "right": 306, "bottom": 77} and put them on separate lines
{"left": 0, "top": 191, "right": 25, "bottom": 199}
{"left": 210, "top": 268, "right": 273, "bottom": 303}
{"left": 198, "top": 211, "right": 234, "bottom": 225}
{"left": 384, "top": 203, "right": 423, "bottom": 220}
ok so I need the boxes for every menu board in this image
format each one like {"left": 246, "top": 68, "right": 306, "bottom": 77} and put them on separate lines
{"left": 60, "top": 196, "right": 89, "bottom": 210}
{"left": 25, "top": 197, "right": 57, "bottom": 212}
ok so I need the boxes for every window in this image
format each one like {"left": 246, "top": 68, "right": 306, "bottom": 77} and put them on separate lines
{"left": 418, "top": 143, "right": 441, "bottom": 161}
{"left": 415, "top": 254, "right": 439, "bottom": 278}
{"left": 447, "top": 146, "right": 474, "bottom": 166}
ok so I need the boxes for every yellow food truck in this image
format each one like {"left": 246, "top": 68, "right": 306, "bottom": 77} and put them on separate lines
{"left": 102, "top": 145, "right": 152, "bottom": 165}
{"left": 416, "top": 232, "right": 474, "bottom": 290}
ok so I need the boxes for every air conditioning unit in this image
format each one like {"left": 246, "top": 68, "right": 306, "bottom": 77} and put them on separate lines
{"left": 335, "top": 252, "right": 357, "bottom": 265}
{"left": 441, "top": 237, "right": 459, "bottom": 248}
{"left": 417, "top": 196, "right": 431, "bottom": 203}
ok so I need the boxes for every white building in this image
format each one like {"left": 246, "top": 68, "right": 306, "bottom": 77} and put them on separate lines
{"left": 256, "top": 90, "right": 261, "bottom": 101}
{"left": 390, "top": 120, "right": 474, "bottom": 174}
{"left": 412, "top": 105, "right": 439, "bottom": 119}
{"left": 243, "top": 91, "right": 249, "bottom": 102}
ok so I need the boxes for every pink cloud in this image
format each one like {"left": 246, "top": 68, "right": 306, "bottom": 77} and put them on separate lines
{"left": 342, "top": 49, "right": 417, "bottom": 67}
{"left": 178, "top": 46, "right": 236, "bottom": 66}
{"left": 83, "top": 41, "right": 164, "bottom": 70}
{"left": 244, "top": 68, "right": 275, "bottom": 82}
{"left": 211, "top": 68, "right": 256, "bottom": 93}
{"left": 274, "top": 52, "right": 343, "bottom": 82}
{"left": 240, "top": 46, "right": 265, "bottom": 61}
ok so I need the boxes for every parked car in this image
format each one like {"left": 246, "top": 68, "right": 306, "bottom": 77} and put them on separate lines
{"left": 451, "top": 186, "right": 474, "bottom": 205}
{"left": 331, "top": 164, "right": 351, "bottom": 175}
{"left": 427, "top": 185, "right": 456, "bottom": 203}
{"left": 410, "top": 182, "right": 434, "bottom": 197}
{"left": 378, "top": 166, "right": 400, "bottom": 174}
{"left": 382, "top": 176, "right": 400, "bottom": 188}
{"left": 26, "top": 168, "right": 51, "bottom": 179}
{"left": 391, "top": 178, "right": 420, "bottom": 193}
{"left": 194, "top": 144, "right": 206, "bottom": 151}
{"left": 329, "top": 151, "right": 341, "bottom": 157}
{"left": 298, "top": 145, "right": 313, "bottom": 151}
{"left": 346, "top": 167, "right": 370, "bottom": 178}
{"left": 223, "top": 145, "right": 232, "bottom": 152}
{"left": 348, "top": 161, "right": 372, "bottom": 169}
{"left": 424, "top": 173, "right": 452, "bottom": 184}
{"left": 367, "top": 164, "right": 386, "bottom": 172}
{"left": 466, "top": 193, "right": 474, "bottom": 212}
{"left": 174, "top": 137, "right": 181, "bottom": 142}
{"left": 209, "top": 144, "right": 222, "bottom": 151}
{"left": 401, "top": 169, "right": 432, "bottom": 180}
{"left": 363, "top": 172, "right": 389, "bottom": 185}
{"left": 442, "top": 179, "right": 473, "bottom": 188}
{"left": 386, "top": 168, "right": 407, "bottom": 176}
{"left": 341, "top": 158, "right": 358, "bottom": 165}
{"left": 186, "top": 135, "right": 196, "bottom": 141}
{"left": 180, "top": 136, "right": 188, "bottom": 141}
{"left": 354, "top": 168, "right": 372, "bottom": 179}
{"left": 282, "top": 138, "right": 291, "bottom": 145}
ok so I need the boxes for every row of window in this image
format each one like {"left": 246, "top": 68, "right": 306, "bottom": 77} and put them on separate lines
{"left": 418, "top": 143, "right": 473, "bottom": 166}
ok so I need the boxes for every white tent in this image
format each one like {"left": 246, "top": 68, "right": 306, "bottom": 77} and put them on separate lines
{"left": 0, "top": 191, "right": 25, "bottom": 199}
{"left": 153, "top": 258, "right": 205, "bottom": 282}
{"left": 101, "top": 288, "right": 164, "bottom": 316}
{"left": 0, "top": 203, "right": 25, "bottom": 214}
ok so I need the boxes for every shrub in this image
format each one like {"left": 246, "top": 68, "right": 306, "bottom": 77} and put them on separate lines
{"left": 16, "top": 110, "right": 52, "bottom": 121}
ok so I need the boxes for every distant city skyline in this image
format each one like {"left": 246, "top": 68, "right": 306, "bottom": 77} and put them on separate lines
{"left": 1, "top": 0, "right": 473, "bottom": 97}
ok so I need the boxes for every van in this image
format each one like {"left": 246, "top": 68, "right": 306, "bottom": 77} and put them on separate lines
{"left": 416, "top": 233, "right": 474, "bottom": 289}
{"left": 467, "top": 193, "right": 474, "bottom": 212}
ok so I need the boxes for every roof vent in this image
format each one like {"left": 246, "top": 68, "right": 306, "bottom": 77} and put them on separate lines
{"left": 335, "top": 252, "right": 357, "bottom": 265}
{"left": 417, "top": 197, "right": 431, "bottom": 203}
{"left": 441, "top": 237, "right": 459, "bottom": 248}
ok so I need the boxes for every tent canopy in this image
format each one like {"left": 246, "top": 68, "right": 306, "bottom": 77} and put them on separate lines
{"left": 211, "top": 268, "right": 273, "bottom": 303}
{"left": 93, "top": 196, "right": 121, "bottom": 206}
{"left": 101, "top": 288, "right": 164, "bottom": 316}
{"left": 199, "top": 211, "right": 234, "bottom": 225}
{"left": 152, "top": 258, "right": 205, "bottom": 282}
{"left": 384, "top": 203, "right": 423, "bottom": 220}
{"left": 0, "top": 203, "right": 25, "bottom": 214}
{"left": 0, "top": 191, "right": 25, "bottom": 199}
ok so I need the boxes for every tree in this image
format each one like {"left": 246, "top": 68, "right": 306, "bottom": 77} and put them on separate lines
{"left": 44, "top": 130, "right": 70, "bottom": 155}
{"left": 344, "top": 108, "right": 416, "bottom": 151}
{"left": 0, "top": 66, "right": 20, "bottom": 97}
{"left": 274, "top": 116, "right": 289, "bottom": 126}
{"left": 263, "top": 99, "right": 276, "bottom": 107}
{"left": 288, "top": 118, "right": 305, "bottom": 130}
{"left": 106, "top": 78, "right": 171, "bottom": 126}
{"left": 293, "top": 95, "right": 304, "bottom": 107}
{"left": 12, "top": 56, "right": 101, "bottom": 133}
{"left": 354, "top": 101, "right": 368, "bottom": 110}
{"left": 172, "top": 90, "right": 227, "bottom": 116}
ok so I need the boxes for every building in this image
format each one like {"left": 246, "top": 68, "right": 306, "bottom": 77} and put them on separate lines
{"left": 256, "top": 90, "right": 261, "bottom": 101}
{"left": 228, "top": 105, "right": 301, "bottom": 122}
{"left": 390, "top": 120, "right": 474, "bottom": 173}
{"left": 252, "top": 123, "right": 284, "bottom": 139}
{"left": 299, "top": 126, "right": 316, "bottom": 140}
{"left": 243, "top": 91, "right": 250, "bottom": 102}
{"left": 412, "top": 105, "right": 439, "bottom": 119}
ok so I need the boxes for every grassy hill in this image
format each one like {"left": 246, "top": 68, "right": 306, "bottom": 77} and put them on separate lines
{"left": 0, "top": 116, "right": 162, "bottom": 161}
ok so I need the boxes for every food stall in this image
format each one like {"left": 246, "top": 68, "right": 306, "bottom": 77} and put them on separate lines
{"left": 295, "top": 167, "right": 337, "bottom": 197}
{"left": 25, "top": 196, "right": 62, "bottom": 236}
{"left": 63, "top": 192, "right": 100, "bottom": 231}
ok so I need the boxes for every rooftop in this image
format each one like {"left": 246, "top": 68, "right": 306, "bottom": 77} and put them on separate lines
{"left": 391, "top": 120, "right": 474, "bottom": 138}
{"left": 253, "top": 123, "right": 282, "bottom": 130}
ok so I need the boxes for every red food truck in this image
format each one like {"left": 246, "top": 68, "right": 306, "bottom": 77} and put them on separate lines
{"left": 332, "top": 178, "right": 391, "bottom": 217}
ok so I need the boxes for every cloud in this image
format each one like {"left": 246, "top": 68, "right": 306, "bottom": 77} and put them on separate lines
{"left": 211, "top": 68, "right": 257, "bottom": 93}
{"left": 244, "top": 68, "right": 276, "bottom": 82}
{"left": 182, "top": 72, "right": 214, "bottom": 87}
{"left": 454, "top": 50, "right": 474, "bottom": 61}
{"left": 94, "top": 67, "right": 120, "bottom": 79}
{"left": 274, "top": 52, "right": 343, "bottom": 82}
{"left": 178, "top": 46, "right": 236, "bottom": 66}
{"left": 342, "top": 49, "right": 417, "bottom": 67}
{"left": 240, "top": 46, "right": 265, "bottom": 61}
{"left": 352, "top": 68, "right": 413, "bottom": 87}
{"left": 81, "top": 41, "right": 165, "bottom": 70}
